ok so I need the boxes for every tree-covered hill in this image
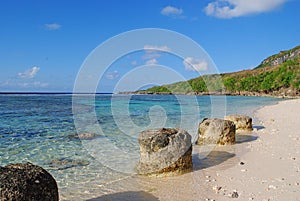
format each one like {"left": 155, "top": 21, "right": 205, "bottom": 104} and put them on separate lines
{"left": 136, "top": 46, "right": 300, "bottom": 97}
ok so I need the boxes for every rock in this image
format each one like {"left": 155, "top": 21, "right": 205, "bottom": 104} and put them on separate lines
{"left": 0, "top": 162, "right": 59, "bottom": 201}
{"left": 46, "top": 158, "right": 90, "bottom": 170}
{"left": 224, "top": 114, "right": 252, "bottom": 131}
{"left": 136, "top": 128, "right": 192, "bottom": 176}
{"left": 68, "top": 132, "right": 96, "bottom": 140}
{"left": 196, "top": 118, "right": 236, "bottom": 145}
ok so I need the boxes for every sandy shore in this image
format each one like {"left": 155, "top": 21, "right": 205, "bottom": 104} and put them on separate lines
{"left": 86, "top": 99, "right": 300, "bottom": 201}
{"left": 190, "top": 98, "right": 300, "bottom": 201}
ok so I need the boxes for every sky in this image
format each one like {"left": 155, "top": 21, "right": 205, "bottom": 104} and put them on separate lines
{"left": 0, "top": 0, "right": 299, "bottom": 92}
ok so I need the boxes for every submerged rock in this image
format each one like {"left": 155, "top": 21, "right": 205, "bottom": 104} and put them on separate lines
{"left": 0, "top": 162, "right": 59, "bottom": 201}
{"left": 197, "top": 118, "right": 236, "bottom": 145}
{"left": 68, "top": 132, "right": 96, "bottom": 140}
{"left": 46, "top": 158, "right": 90, "bottom": 170}
{"left": 224, "top": 114, "right": 252, "bottom": 131}
{"left": 136, "top": 128, "right": 192, "bottom": 176}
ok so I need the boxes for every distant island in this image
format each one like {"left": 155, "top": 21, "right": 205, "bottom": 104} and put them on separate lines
{"left": 124, "top": 45, "right": 300, "bottom": 98}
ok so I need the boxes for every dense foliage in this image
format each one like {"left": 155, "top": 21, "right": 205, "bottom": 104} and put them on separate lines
{"left": 138, "top": 56, "right": 300, "bottom": 95}
{"left": 223, "top": 59, "right": 299, "bottom": 93}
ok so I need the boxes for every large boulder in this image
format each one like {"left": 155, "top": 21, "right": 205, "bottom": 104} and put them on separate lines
{"left": 0, "top": 162, "right": 59, "bottom": 201}
{"left": 196, "top": 118, "right": 236, "bottom": 145}
{"left": 224, "top": 114, "right": 252, "bottom": 131}
{"left": 136, "top": 128, "right": 192, "bottom": 176}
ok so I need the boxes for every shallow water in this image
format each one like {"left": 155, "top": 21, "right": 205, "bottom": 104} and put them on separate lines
{"left": 0, "top": 94, "right": 280, "bottom": 200}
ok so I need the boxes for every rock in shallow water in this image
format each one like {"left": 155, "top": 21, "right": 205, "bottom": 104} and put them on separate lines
{"left": 0, "top": 162, "right": 59, "bottom": 201}
{"left": 45, "top": 158, "right": 90, "bottom": 170}
{"left": 136, "top": 128, "right": 192, "bottom": 176}
{"left": 197, "top": 118, "right": 236, "bottom": 145}
{"left": 68, "top": 132, "right": 96, "bottom": 140}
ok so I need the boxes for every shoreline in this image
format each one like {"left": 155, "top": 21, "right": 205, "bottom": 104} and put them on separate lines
{"left": 191, "top": 98, "right": 300, "bottom": 201}
{"left": 119, "top": 91, "right": 300, "bottom": 99}
{"left": 82, "top": 98, "right": 300, "bottom": 201}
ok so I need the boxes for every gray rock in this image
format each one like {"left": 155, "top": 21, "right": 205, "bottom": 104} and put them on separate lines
{"left": 46, "top": 158, "right": 90, "bottom": 170}
{"left": 224, "top": 114, "right": 252, "bottom": 131}
{"left": 0, "top": 162, "right": 59, "bottom": 201}
{"left": 136, "top": 128, "right": 192, "bottom": 176}
{"left": 196, "top": 118, "right": 236, "bottom": 145}
{"left": 68, "top": 132, "right": 96, "bottom": 140}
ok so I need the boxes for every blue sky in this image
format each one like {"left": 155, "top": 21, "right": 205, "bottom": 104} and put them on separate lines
{"left": 0, "top": 0, "right": 299, "bottom": 92}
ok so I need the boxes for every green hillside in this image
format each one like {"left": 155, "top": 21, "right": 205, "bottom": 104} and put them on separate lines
{"left": 137, "top": 46, "right": 300, "bottom": 97}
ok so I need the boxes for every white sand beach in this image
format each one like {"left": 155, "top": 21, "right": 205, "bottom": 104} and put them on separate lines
{"left": 189, "top": 98, "right": 300, "bottom": 201}
{"left": 85, "top": 98, "right": 300, "bottom": 201}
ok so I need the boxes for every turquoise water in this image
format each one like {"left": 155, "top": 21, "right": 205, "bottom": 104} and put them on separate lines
{"left": 0, "top": 94, "right": 279, "bottom": 200}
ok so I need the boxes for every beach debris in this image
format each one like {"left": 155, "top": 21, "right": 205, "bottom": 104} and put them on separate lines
{"left": 196, "top": 118, "right": 236, "bottom": 145}
{"left": 228, "top": 190, "right": 239, "bottom": 198}
{"left": 136, "top": 128, "right": 192, "bottom": 176}
{"left": 68, "top": 132, "right": 96, "bottom": 140}
{"left": 0, "top": 162, "right": 59, "bottom": 201}
{"left": 268, "top": 185, "right": 277, "bottom": 190}
{"left": 213, "top": 185, "right": 222, "bottom": 193}
{"left": 241, "top": 169, "right": 247, "bottom": 172}
{"left": 46, "top": 158, "right": 90, "bottom": 170}
{"left": 240, "top": 161, "right": 245, "bottom": 165}
{"left": 224, "top": 114, "right": 252, "bottom": 131}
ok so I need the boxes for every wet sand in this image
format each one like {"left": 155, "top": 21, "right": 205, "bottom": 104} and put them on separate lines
{"left": 84, "top": 99, "right": 300, "bottom": 201}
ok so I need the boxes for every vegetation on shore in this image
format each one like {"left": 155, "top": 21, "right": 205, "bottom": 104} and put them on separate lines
{"left": 136, "top": 46, "right": 300, "bottom": 97}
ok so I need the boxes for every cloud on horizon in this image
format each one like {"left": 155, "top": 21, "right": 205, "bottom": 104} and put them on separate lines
{"left": 161, "top": 6, "right": 183, "bottom": 17}
{"left": 17, "top": 81, "right": 49, "bottom": 88}
{"left": 183, "top": 57, "right": 208, "bottom": 72}
{"left": 205, "top": 0, "right": 287, "bottom": 18}
{"left": 18, "top": 66, "right": 40, "bottom": 79}
{"left": 44, "top": 23, "right": 61, "bottom": 30}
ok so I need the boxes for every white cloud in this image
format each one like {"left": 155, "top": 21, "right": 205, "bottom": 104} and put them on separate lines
{"left": 18, "top": 66, "right": 40, "bottom": 79}
{"left": 16, "top": 82, "right": 48, "bottom": 88}
{"left": 106, "top": 71, "right": 119, "bottom": 80}
{"left": 183, "top": 57, "right": 208, "bottom": 72}
{"left": 144, "top": 45, "right": 171, "bottom": 52}
{"left": 145, "top": 59, "right": 158, "bottom": 65}
{"left": 45, "top": 23, "right": 61, "bottom": 30}
{"left": 205, "top": 0, "right": 287, "bottom": 18}
{"left": 161, "top": 6, "right": 183, "bottom": 16}
{"left": 142, "top": 45, "right": 171, "bottom": 61}
{"left": 33, "top": 81, "right": 49, "bottom": 87}
{"left": 142, "top": 53, "right": 161, "bottom": 60}
{"left": 18, "top": 83, "right": 29, "bottom": 88}
{"left": 131, "top": 61, "right": 138, "bottom": 66}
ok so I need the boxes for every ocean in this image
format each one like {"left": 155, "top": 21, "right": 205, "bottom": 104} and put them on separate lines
{"left": 0, "top": 94, "right": 280, "bottom": 200}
